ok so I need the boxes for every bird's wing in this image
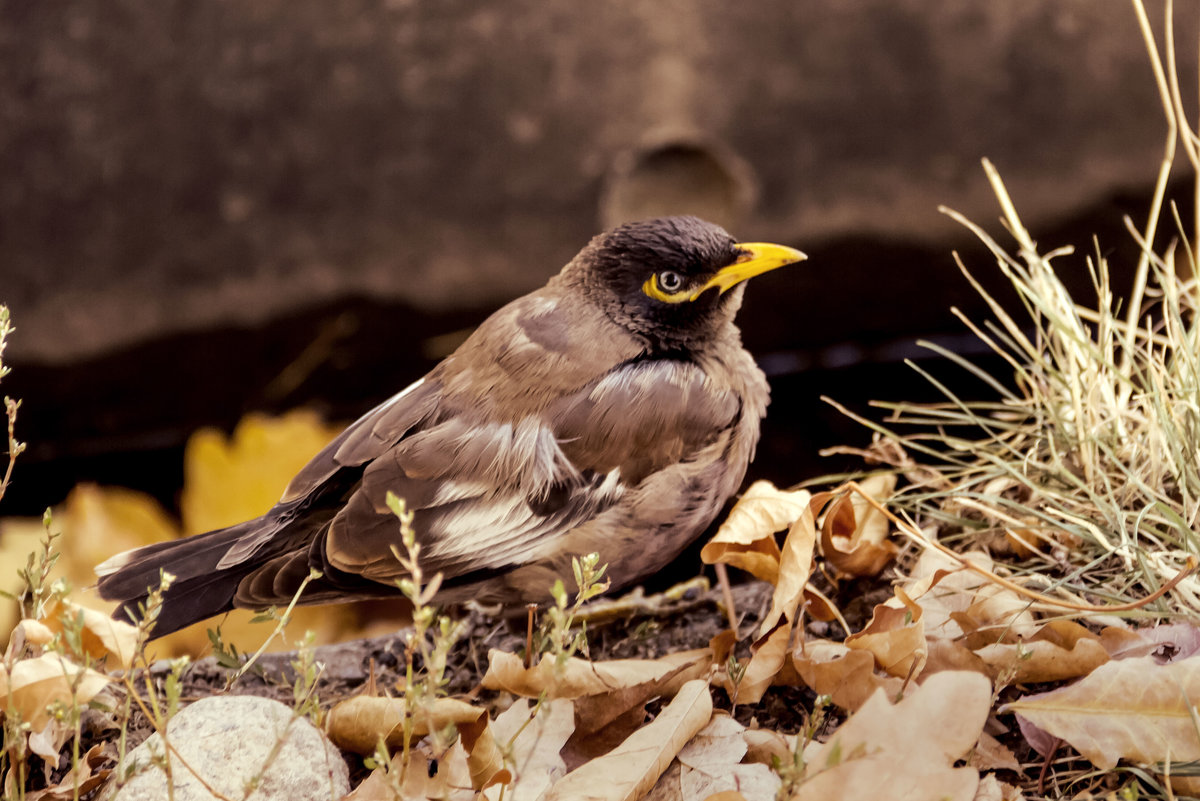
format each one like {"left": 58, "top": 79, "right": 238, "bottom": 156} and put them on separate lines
{"left": 311, "top": 358, "right": 742, "bottom": 588}
{"left": 215, "top": 375, "right": 442, "bottom": 569}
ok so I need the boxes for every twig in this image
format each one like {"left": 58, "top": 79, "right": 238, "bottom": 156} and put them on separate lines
{"left": 714, "top": 563, "right": 739, "bottom": 639}
{"left": 230, "top": 569, "right": 321, "bottom": 683}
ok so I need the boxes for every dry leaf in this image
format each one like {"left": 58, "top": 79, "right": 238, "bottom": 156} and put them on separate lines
{"left": 970, "top": 732, "right": 1021, "bottom": 773}
{"left": 791, "top": 639, "right": 905, "bottom": 712}
{"left": 674, "top": 715, "right": 780, "bottom": 801}
{"left": 483, "top": 699, "right": 575, "bottom": 801}
{"left": 0, "top": 652, "right": 110, "bottom": 730}
{"left": 571, "top": 658, "right": 707, "bottom": 741}
{"left": 346, "top": 741, "right": 475, "bottom": 801}
{"left": 646, "top": 714, "right": 780, "bottom": 801}
{"left": 545, "top": 679, "right": 713, "bottom": 801}
{"left": 974, "top": 619, "right": 1108, "bottom": 685}
{"left": 729, "top": 622, "right": 792, "bottom": 705}
{"left": 801, "top": 671, "right": 991, "bottom": 801}
{"left": 973, "top": 774, "right": 1025, "bottom": 801}
{"left": 483, "top": 648, "right": 709, "bottom": 700}
{"left": 845, "top": 587, "right": 926, "bottom": 678}
{"left": 8, "top": 619, "right": 55, "bottom": 652}
{"left": 39, "top": 598, "right": 140, "bottom": 669}
{"left": 741, "top": 728, "right": 795, "bottom": 767}
{"left": 819, "top": 475, "right": 899, "bottom": 577}
{"left": 1099, "top": 622, "right": 1200, "bottom": 661}
{"left": 901, "top": 549, "right": 1035, "bottom": 643}
{"left": 1003, "top": 653, "right": 1200, "bottom": 769}
{"left": 758, "top": 499, "right": 817, "bottom": 637}
{"left": 700, "top": 481, "right": 812, "bottom": 584}
{"left": 25, "top": 743, "right": 112, "bottom": 801}
{"left": 326, "top": 695, "right": 486, "bottom": 755}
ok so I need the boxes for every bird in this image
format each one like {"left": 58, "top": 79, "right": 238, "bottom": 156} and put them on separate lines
{"left": 96, "top": 216, "right": 806, "bottom": 637}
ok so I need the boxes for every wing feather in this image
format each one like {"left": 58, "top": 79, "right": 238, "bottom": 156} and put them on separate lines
{"left": 315, "top": 358, "right": 740, "bottom": 586}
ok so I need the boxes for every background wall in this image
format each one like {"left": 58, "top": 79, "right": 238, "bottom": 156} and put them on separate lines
{"left": 1, "top": 0, "right": 1196, "bottom": 514}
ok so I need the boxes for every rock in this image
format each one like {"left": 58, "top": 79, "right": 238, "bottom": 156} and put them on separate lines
{"left": 104, "top": 695, "right": 349, "bottom": 801}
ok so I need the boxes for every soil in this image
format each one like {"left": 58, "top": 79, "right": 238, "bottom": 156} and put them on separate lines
{"left": 46, "top": 576, "right": 837, "bottom": 795}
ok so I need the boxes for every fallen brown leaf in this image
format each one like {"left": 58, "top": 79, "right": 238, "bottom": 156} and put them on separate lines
{"left": 326, "top": 695, "right": 486, "bottom": 755}
{"left": 0, "top": 652, "right": 110, "bottom": 731}
{"left": 729, "top": 621, "right": 792, "bottom": 706}
{"left": 974, "top": 619, "right": 1109, "bottom": 685}
{"left": 345, "top": 741, "right": 475, "bottom": 801}
{"left": 1003, "top": 653, "right": 1200, "bottom": 769}
{"left": 24, "top": 743, "right": 111, "bottom": 801}
{"left": 845, "top": 587, "right": 927, "bottom": 678}
{"left": 819, "top": 474, "right": 899, "bottom": 578}
{"left": 672, "top": 714, "right": 780, "bottom": 801}
{"left": 970, "top": 732, "right": 1022, "bottom": 773}
{"left": 757, "top": 497, "right": 818, "bottom": 638}
{"left": 483, "top": 648, "right": 709, "bottom": 700}
{"left": 741, "top": 728, "right": 795, "bottom": 768}
{"left": 791, "top": 639, "right": 905, "bottom": 712}
{"left": 800, "top": 671, "right": 991, "bottom": 801}
{"left": 39, "top": 599, "right": 140, "bottom": 670}
{"left": 700, "top": 481, "right": 812, "bottom": 584}
{"left": 483, "top": 699, "right": 575, "bottom": 800}
{"left": 972, "top": 774, "right": 1025, "bottom": 801}
{"left": 545, "top": 679, "right": 713, "bottom": 801}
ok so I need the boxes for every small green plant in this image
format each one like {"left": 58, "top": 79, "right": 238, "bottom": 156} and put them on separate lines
{"left": 773, "top": 693, "right": 830, "bottom": 799}
{"left": 725, "top": 651, "right": 748, "bottom": 711}
{"left": 0, "top": 306, "right": 24, "bottom": 509}
{"left": 381, "top": 490, "right": 467, "bottom": 786}
{"left": 535, "top": 551, "right": 610, "bottom": 671}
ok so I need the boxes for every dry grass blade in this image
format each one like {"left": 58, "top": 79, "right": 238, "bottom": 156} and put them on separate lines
{"left": 837, "top": 146, "right": 1200, "bottom": 618}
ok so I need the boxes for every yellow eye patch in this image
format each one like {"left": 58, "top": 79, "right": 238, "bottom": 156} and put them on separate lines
{"left": 641, "top": 273, "right": 693, "bottom": 304}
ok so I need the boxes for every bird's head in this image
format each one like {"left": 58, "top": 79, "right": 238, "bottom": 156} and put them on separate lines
{"left": 567, "top": 216, "right": 806, "bottom": 353}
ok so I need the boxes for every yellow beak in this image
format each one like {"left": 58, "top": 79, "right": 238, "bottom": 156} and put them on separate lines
{"left": 689, "top": 242, "right": 807, "bottom": 300}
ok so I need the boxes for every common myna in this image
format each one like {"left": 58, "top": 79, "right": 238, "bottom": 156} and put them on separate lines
{"left": 96, "top": 216, "right": 806, "bottom": 636}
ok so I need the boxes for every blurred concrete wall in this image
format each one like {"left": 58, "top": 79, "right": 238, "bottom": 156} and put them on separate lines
{"left": 2, "top": 0, "right": 1194, "bottom": 363}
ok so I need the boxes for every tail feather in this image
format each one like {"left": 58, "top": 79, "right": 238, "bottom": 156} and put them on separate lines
{"left": 96, "top": 521, "right": 263, "bottom": 638}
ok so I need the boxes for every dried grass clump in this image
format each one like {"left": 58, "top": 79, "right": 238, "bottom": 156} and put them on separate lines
{"left": 831, "top": 2, "right": 1200, "bottom": 618}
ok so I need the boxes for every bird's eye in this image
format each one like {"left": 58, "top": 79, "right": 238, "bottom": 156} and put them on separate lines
{"left": 658, "top": 271, "right": 684, "bottom": 292}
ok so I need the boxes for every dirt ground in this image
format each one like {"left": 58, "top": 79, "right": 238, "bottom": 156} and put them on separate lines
{"left": 60, "top": 578, "right": 819, "bottom": 793}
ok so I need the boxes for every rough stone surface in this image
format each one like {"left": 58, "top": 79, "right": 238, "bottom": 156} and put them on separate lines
{"left": 103, "top": 695, "right": 349, "bottom": 801}
{"left": 3, "top": 1, "right": 1196, "bottom": 362}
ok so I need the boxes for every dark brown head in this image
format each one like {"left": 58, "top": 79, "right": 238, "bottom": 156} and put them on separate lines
{"left": 565, "top": 216, "right": 805, "bottom": 354}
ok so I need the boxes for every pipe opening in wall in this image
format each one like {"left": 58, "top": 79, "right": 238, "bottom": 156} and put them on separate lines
{"left": 601, "top": 138, "right": 756, "bottom": 230}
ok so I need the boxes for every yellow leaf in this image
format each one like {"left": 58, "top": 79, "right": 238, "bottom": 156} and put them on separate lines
{"left": 1003, "top": 654, "right": 1200, "bottom": 769}
{"left": 181, "top": 410, "right": 342, "bottom": 535}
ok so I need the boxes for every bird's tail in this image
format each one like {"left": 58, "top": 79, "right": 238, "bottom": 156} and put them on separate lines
{"left": 95, "top": 520, "right": 262, "bottom": 638}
